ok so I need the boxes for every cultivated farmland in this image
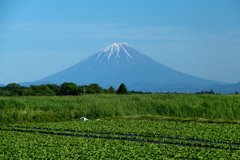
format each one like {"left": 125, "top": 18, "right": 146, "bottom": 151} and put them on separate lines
{"left": 1, "top": 94, "right": 240, "bottom": 159}
{"left": 1, "top": 119, "right": 240, "bottom": 159}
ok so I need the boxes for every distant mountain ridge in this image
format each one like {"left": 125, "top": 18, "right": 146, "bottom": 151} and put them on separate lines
{"left": 205, "top": 81, "right": 240, "bottom": 94}
{"left": 20, "top": 42, "right": 231, "bottom": 93}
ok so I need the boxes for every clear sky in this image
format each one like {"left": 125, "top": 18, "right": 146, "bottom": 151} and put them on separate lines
{"left": 0, "top": 0, "right": 240, "bottom": 85}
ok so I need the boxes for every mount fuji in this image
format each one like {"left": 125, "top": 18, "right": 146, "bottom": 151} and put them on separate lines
{"left": 21, "top": 42, "right": 226, "bottom": 92}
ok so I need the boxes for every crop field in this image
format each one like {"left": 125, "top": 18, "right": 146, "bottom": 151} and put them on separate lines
{"left": 1, "top": 94, "right": 240, "bottom": 159}
{"left": 1, "top": 119, "right": 240, "bottom": 159}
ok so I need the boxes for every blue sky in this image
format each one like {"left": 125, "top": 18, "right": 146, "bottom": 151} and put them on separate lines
{"left": 0, "top": 0, "right": 240, "bottom": 84}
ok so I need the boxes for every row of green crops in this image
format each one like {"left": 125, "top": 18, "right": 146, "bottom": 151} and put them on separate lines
{"left": 1, "top": 130, "right": 240, "bottom": 159}
{"left": 6, "top": 119, "right": 240, "bottom": 144}
{"left": 1, "top": 93, "right": 240, "bottom": 124}
{"left": 2, "top": 119, "right": 240, "bottom": 150}
{"left": 3, "top": 127, "right": 240, "bottom": 150}
{"left": 1, "top": 120, "right": 240, "bottom": 159}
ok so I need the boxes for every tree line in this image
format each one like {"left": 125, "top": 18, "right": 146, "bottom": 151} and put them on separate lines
{"left": 0, "top": 82, "right": 128, "bottom": 96}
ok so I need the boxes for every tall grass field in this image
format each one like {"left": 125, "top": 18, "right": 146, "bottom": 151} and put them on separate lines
{"left": 1, "top": 93, "right": 240, "bottom": 124}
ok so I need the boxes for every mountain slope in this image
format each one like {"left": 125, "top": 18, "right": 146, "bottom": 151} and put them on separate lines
{"left": 21, "top": 42, "right": 226, "bottom": 91}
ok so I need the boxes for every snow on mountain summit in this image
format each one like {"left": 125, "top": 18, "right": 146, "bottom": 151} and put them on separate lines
{"left": 77, "top": 42, "right": 144, "bottom": 67}
{"left": 102, "top": 42, "right": 132, "bottom": 52}
{"left": 95, "top": 42, "right": 135, "bottom": 62}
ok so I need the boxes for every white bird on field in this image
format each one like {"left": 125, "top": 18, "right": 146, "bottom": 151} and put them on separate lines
{"left": 80, "top": 117, "right": 89, "bottom": 121}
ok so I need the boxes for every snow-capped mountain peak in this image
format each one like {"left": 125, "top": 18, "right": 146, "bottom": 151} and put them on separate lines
{"left": 28, "top": 42, "right": 227, "bottom": 93}
{"left": 102, "top": 42, "right": 132, "bottom": 52}
{"left": 95, "top": 42, "right": 134, "bottom": 62}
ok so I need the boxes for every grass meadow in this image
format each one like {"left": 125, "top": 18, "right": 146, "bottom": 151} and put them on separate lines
{"left": 1, "top": 93, "right": 240, "bottom": 124}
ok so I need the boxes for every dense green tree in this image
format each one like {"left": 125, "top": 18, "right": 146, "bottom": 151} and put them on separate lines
{"left": 108, "top": 86, "right": 116, "bottom": 94}
{"left": 38, "top": 87, "right": 56, "bottom": 96}
{"left": 85, "top": 83, "right": 103, "bottom": 94}
{"left": 6, "top": 83, "right": 21, "bottom": 90}
{"left": 117, "top": 83, "right": 128, "bottom": 94}
{"left": 46, "top": 84, "right": 60, "bottom": 95}
{"left": 103, "top": 89, "right": 108, "bottom": 93}
{"left": 6, "top": 83, "right": 22, "bottom": 96}
{"left": 30, "top": 85, "right": 40, "bottom": 94}
{"left": 60, "top": 82, "right": 78, "bottom": 95}
{"left": 0, "top": 89, "right": 5, "bottom": 96}
{"left": 77, "top": 86, "right": 84, "bottom": 95}
{"left": 4, "top": 90, "right": 10, "bottom": 96}
{"left": 22, "top": 87, "right": 35, "bottom": 96}
{"left": 30, "top": 85, "right": 56, "bottom": 96}
{"left": 0, "top": 90, "right": 10, "bottom": 96}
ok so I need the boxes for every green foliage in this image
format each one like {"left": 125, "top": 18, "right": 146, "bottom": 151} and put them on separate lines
{"left": 6, "top": 83, "right": 21, "bottom": 90}
{"left": 0, "top": 89, "right": 4, "bottom": 96}
{"left": 39, "top": 87, "right": 56, "bottom": 96}
{"left": 0, "top": 94, "right": 240, "bottom": 124}
{"left": 103, "top": 86, "right": 116, "bottom": 94}
{"left": 0, "top": 89, "right": 10, "bottom": 96}
{"left": 60, "top": 82, "right": 79, "bottom": 95}
{"left": 108, "top": 86, "right": 116, "bottom": 94}
{"left": 1, "top": 120, "right": 240, "bottom": 159}
{"left": 85, "top": 83, "right": 103, "bottom": 94}
{"left": 117, "top": 83, "right": 128, "bottom": 94}
{"left": 22, "top": 87, "right": 35, "bottom": 96}
{"left": 30, "top": 85, "right": 56, "bottom": 96}
{"left": 6, "top": 83, "right": 22, "bottom": 96}
{"left": 10, "top": 119, "right": 240, "bottom": 145}
{"left": 197, "top": 89, "right": 215, "bottom": 94}
{"left": 0, "top": 82, "right": 113, "bottom": 97}
{"left": 45, "top": 84, "right": 60, "bottom": 95}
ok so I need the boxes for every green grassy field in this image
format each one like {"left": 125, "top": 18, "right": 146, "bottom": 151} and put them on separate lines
{"left": 1, "top": 93, "right": 240, "bottom": 124}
